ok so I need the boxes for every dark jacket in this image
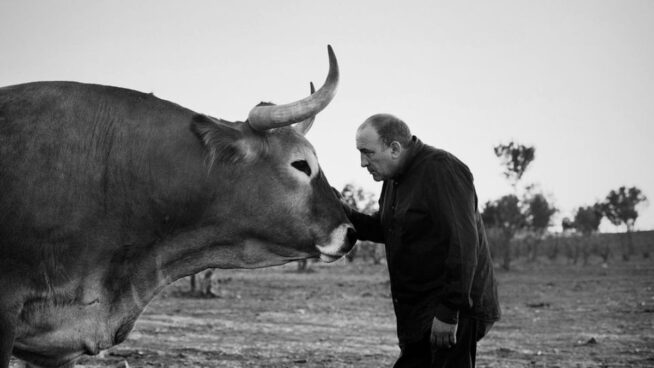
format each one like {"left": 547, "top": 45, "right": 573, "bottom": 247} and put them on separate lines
{"left": 347, "top": 137, "right": 500, "bottom": 343}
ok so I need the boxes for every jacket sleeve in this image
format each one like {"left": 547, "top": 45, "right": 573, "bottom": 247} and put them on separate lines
{"left": 427, "top": 157, "right": 479, "bottom": 324}
{"left": 344, "top": 206, "right": 385, "bottom": 244}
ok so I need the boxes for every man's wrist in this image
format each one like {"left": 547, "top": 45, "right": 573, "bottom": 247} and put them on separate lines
{"left": 434, "top": 303, "right": 459, "bottom": 324}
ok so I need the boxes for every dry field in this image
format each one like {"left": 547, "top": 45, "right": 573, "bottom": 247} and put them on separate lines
{"left": 11, "top": 258, "right": 654, "bottom": 367}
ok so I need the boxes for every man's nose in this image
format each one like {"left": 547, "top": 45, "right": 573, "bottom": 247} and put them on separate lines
{"left": 360, "top": 153, "right": 368, "bottom": 167}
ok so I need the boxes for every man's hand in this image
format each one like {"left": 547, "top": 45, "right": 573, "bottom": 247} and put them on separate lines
{"left": 430, "top": 317, "right": 457, "bottom": 349}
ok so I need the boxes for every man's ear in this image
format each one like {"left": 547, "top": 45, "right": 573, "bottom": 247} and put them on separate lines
{"left": 190, "top": 114, "right": 257, "bottom": 167}
{"left": 389, "top": 141, "right": 403, "bottom": 158}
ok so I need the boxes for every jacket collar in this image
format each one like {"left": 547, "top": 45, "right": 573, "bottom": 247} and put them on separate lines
{"left": 393, "top": 136, "right": 424, "bottom": 181}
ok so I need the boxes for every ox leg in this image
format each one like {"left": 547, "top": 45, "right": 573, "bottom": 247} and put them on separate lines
{"left": 0, "top": 313, "right": 16, "bottom": 368}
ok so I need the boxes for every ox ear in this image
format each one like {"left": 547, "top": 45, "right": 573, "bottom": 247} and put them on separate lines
{"left": 190, "top": 114, "right": 255, "bottom": 166}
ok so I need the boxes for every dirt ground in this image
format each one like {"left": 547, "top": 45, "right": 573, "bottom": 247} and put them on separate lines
{"left": 11, "top": 258, "right": 654, "bottom": 367}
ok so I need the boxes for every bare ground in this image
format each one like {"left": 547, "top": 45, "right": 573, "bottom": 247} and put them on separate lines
{"left": 11, "top": 258, "right": 654, "bottom": 367}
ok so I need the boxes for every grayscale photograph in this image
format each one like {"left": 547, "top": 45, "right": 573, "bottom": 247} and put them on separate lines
{"left": 1, "top": 1, "right": 652, "bottom": 367}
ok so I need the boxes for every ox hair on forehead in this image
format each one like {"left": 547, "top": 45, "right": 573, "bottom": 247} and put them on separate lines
{"left": 363, "top": 113, "right": 412, "bottom": 148}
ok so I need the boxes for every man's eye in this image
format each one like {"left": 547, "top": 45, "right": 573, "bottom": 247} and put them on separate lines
{"left": 291, "top": 160, "right": 312, "bottom": 177}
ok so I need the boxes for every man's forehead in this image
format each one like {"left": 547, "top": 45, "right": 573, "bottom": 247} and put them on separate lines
{"left": 356, "top": 124, "right": 381, "bottom": 148}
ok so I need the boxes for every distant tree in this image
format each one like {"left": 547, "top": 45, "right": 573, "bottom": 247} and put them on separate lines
{"left": 482, "top": 194, "right": 526, "bottom": 270}
{"left": 573, "top": 204, "right": 605, "bottom": 264}
{"left": 561, "top": 217, "right": 575, "bottom": 232}
{"left": 482, "top": 195, "right": 525, "bottom": 230}
{"left": 556, "top": 217, "right": 577, "bottom": 264}
{"left": 573, "top": 204, "right": 603, "bottom": 235}
{"left": 493, "top": 141, "right": 535, "bottom": 190}
{"left": 486, "top": 141, "right": 535, "bottom": 270}
{"left": 602, "top": 186, "right": 648, "bottom": 260}
{"left": 525, "top": 191, "right": 557, "bottom": 233}
{"left": 523, "top": 189, "right": 557, "bottom": 261}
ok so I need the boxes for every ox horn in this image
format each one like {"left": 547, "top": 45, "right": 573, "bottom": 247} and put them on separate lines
{"left": 294, "top": 82, "right": 316, "bottom": 135}
{"left": 247, "top": 45, "right": 339, "bottom": 131}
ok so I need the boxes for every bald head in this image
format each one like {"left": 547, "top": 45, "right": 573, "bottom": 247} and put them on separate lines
{"left": 358, "top": 113, "right": 412, "bottom": 148}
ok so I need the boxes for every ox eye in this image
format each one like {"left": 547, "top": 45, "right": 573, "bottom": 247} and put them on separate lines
{"left": 291, "top": 160, "right": 312, "bottom": 177}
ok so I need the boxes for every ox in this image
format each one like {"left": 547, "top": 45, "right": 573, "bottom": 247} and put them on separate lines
{"left": 0, "top": 46, "right": 355, "bottom": 368}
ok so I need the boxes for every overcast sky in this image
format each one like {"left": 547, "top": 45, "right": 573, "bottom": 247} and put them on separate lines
{"left": 2, "top": 0, "right": 653, "bottom": 231}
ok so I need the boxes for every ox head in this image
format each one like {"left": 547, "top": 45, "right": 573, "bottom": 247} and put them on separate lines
{"left": 190, "top": 46, "right": 355, "bottom": 265}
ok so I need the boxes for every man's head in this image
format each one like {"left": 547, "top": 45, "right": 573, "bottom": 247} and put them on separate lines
{"left": 355, "top": 113, "right": 412, "bottom": 182}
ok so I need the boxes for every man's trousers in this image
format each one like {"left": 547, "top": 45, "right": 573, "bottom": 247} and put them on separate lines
{"left": 393, "top": 317, "right": 492, "bottom": 368}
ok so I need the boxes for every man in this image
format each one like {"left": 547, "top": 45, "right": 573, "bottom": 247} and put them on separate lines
{"left": 343, "top": 114, "right": 500, "bottom": 367}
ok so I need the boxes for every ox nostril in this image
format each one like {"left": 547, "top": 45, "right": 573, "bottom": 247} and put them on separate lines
{"left": 346, "top": 227, "right": 358, "bottom": 245}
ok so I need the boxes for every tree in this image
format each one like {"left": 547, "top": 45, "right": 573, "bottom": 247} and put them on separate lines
{"left": 573, "top": 204, "right": 603, "bottom": 235}
{"left": 602, "top": 186, "right": 648, "bottom": 260}
{"left": 523, "top": 190, "right": 557, "bottom": 261}
{"left": 561, "top": 217, "right": 575, "bottom": 231}
{"left": 525, "top": 191, "right": 557, "bottom": 233}
{"left": 482, "top": 195, "right": 526, "bottom": 230}
{"left": 482, "top": 194, "right": 526, "bottom": 270}
{"left": 493, "top": 142, "right": 535, "bottom": 190}
{"left": 556, "top": 217, "right": 578, "bottom": 263}
{"left": 573, "top": 204, "right": 605, "bottom": 264}
{"left": 486, "top": 141, "right": 536, "bottom": 270}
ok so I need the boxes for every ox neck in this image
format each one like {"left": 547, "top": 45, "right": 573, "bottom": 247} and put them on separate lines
{"left": 145, "top": 227, "right": 308, "bottom": 293}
